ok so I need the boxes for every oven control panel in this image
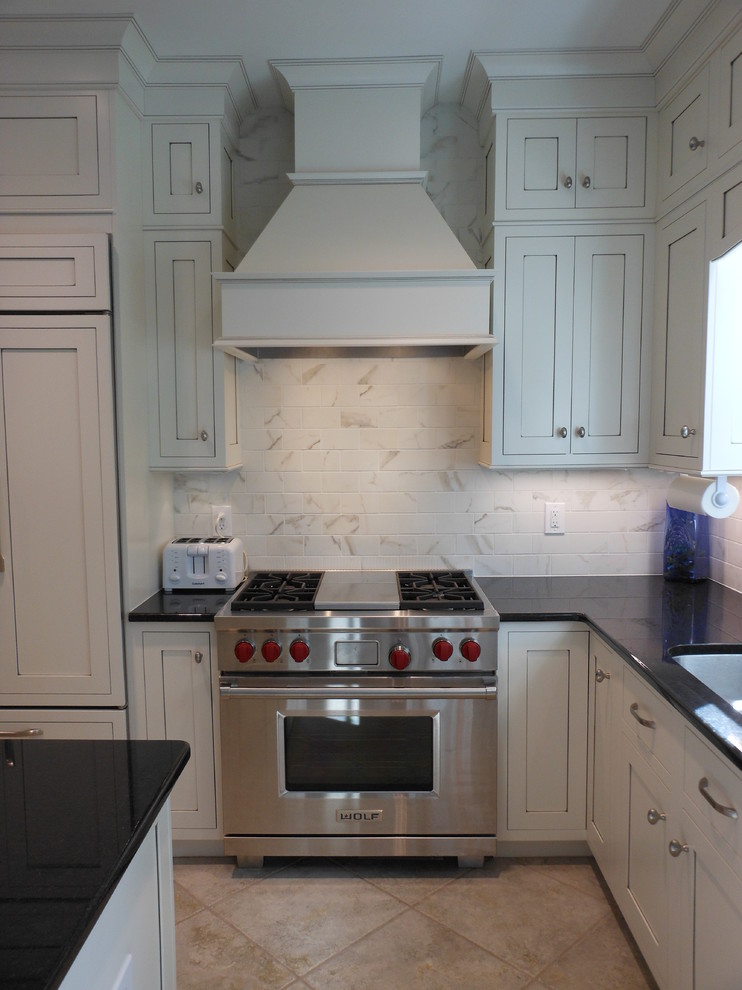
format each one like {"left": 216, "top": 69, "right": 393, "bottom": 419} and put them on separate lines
{"left": 219, "top": 629, "right": 497, "bottom": 674}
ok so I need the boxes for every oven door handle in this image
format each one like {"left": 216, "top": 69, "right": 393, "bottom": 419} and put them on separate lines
{"left": 219, "top": 681, "right": 496, "bottom": 700}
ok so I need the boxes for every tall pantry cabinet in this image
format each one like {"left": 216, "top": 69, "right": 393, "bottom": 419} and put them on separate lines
{"left": 0, "top": 234, "right": 126, "bottom": 737}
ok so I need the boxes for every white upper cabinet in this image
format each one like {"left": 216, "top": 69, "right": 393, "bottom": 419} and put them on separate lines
{"left": 144, "top": 119, "right": 238, "bottom": 241}
{"left": 499, "top": 114, "right": 651, "bottom": 220}
{"left": 650, "top": 182, "right": 742, "bottom": 476}
{"left": 716, "top": 21, "right": 742, "bottom": 162}
{"left": 482, "top": 225, "right": 651, "bottom": 468}
{"left": 151, "top": 122, "right": 212, "bottom": 217}
{"left": 658, "top": 65, "right": 710, "bottom": 208}
{"left": 0, "top": 93, "right": 111, "bottom": 211}
{"left": 146, "top": 230, "right": 241, "bottom": 471}
{"left": 650, "top": 203, "right": 707, "bottom": 466}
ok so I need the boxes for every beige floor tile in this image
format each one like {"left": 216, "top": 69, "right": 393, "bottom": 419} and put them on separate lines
{"left": 303, "top": 908, "right": 532, "bottom": 990}
{"left": 522, "top": 856, "right": 609, "bottom": 902}
{"left": 176, "top": 908, "right": 295, "bottom": 990}
{"left": 418, "top": 859, "right": 610, "bottom": 976}
{"left": 211, "top": 859, "right": 408, "bottom": 975}
{"left": 537, "top": 913, "right": 658, "bottom": 990}
{"left": 173, "top": 856, "right": 292, "bottom": 907}
{"left": 337, "top": 855, "right": 467, "bottom": 905}
{"left": 174, "top": 879, "right": 206, "bottom": 923}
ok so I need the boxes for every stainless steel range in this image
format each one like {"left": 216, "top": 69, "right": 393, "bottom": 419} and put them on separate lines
{"left": 216, "top": 569, "right": 499, "bottom": 868}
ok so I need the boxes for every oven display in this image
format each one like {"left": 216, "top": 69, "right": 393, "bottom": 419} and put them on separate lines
{"left": 283, "top": 715, "right": 434, "bottom": 792}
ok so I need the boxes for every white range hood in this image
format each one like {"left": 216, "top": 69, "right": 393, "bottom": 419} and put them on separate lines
{"left": 213, "top": 58, "right": 495, "bottom": 360}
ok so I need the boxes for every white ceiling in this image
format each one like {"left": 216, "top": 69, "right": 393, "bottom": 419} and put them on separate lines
{"left": 2, "top": 0, "right": 687, "bottom": 107}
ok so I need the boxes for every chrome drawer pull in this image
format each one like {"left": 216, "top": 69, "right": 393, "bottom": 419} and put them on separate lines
{"left": 698, "top": 777, "right": 739, "bottom": 820}
{"left": 0, "top": 728, "right": 43, "bottom": 738}
{"left": 630, "top": 702, "right": 656, "bottom": 729}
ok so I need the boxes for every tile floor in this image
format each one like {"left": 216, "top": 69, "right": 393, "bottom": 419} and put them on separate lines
{"left": 173, "top": 855, "right": 658, "bottom": 989}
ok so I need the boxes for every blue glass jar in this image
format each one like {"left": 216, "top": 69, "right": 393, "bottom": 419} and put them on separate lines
{"left": 663, "top": 502, "right": 709, "bottom": 583}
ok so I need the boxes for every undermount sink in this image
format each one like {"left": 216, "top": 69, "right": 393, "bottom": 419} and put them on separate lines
{"left": 669, "top": 646, "right": 742, "bottom": 711}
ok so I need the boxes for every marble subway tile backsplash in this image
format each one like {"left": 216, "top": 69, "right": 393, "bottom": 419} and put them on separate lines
{"left": 173, "top": 354, "right": 672, "bottom": 577}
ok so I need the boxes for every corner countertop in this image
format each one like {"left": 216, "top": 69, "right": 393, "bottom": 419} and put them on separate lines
{"left": 0, "top": 738, "right": 189, "bottom": 990}
{"left": 128, "top": 588, "right": 233, "bottom": 621}
{"left": 478, "top": 575, "right": 742, "bottom": 772}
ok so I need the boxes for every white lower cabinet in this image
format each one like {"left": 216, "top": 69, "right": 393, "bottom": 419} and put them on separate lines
{"left": 59, "top": 803, "right": 176, "bottom": 990}
{"left": 128, "top": 624, "right": 221, "bottom": 846}
{"left": 0, "top": 708, "right": 127, "bottom": 739}
{"left": 499, "top": 624, "right": 589, "bottom": 840}
{"left": 586, "top": 634, "right": 622, "bottom": 890}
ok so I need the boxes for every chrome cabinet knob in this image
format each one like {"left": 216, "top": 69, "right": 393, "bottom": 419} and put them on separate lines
{"left": 194, "top": 651, "right": 203, "bottom": 664}
{"left": 200, "top": 429, "right": 209, "bottom": 442}
{"left": 669, "top": 839, "right": 689, "bottom": 857}
{"left": 575, "top": 426, "right": 586, "bottom": 438}
{"left": 647, "top": 808, "right": 667, "bottom": 825}
{"left": 688, "top": 136, "right": 705, "bottom": 152}
{"left": 680, "top": 425, "right": 696, "bottom": 439}
{"left": 563, "top": 176, "right": 573, "bottom": 189}
{"left": 195, "top": 181, "right": 204, "bottom": 194}
{"left": 557, "top": 426, "right": 568, "bottom": 438}
{"left": 595, "top": 668, "right": 611, "bottom": 683}
{"left": 582, "top": 176, "right": 591, "bottom": 189}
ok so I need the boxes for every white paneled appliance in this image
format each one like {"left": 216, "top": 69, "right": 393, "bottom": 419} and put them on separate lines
{"left": 217, "top": 569, "right": 499, "bottom": 868}
{"left": 0, "top": 234, "right": 126, "bottom": 740}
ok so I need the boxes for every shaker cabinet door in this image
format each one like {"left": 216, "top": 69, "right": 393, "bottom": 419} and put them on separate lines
{"left": 505, "top": 628, "right": 589, "bottom": 832}
{"left": 575, "top": 116, "right": 647, "bottom": 209}
{"left": 570, "top": 234, "right": 645, "bottom": 456}
{"left": 151, "top": 237, "right": 216, "bottom": 460}
{"left": 151, "top": 122, "right": 211, "bottom": 216}
{"left": 0, "top": 317, "right": 123, "bottom": 705}
{"left": 142, "top": 631, "right": 217, "bottom": 831}
{"left": 650, "top": 204, "right": 706, "bottom": 466}
{"left": 505, "top": 118, "right": 577, "bottom": 211}
{"left": 502, "top": 236, "right": 574, "bottom": 456}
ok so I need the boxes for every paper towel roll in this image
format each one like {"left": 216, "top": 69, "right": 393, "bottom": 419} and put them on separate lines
{"left": 666, "top": 475, "right": 740, "bottom": 518}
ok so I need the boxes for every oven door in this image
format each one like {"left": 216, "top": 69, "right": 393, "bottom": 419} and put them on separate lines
{"left": 219, "top": 675, "right": 497, "bottom": 838}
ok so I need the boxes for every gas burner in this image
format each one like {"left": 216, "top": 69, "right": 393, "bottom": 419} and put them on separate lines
{"left": 230, "top": 571, "right": 322, "bottom": 611}
{"left": 397, "top": 570, "right": 484, "bottom": 611}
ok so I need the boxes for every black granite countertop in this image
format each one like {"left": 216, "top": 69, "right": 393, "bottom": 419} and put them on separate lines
{"left": 478, "top": 575, "right": 742, "bottom": 772}
{"left": 0, "top": 738, "right": 189, "bottom": 990}
{"left": 128, "top": 588, "right": 233, "bottom": 621}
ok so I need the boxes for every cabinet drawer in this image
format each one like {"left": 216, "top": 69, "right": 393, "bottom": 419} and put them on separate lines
{"left": 622, "top": 668, "right": 679, "bottom": 783}
{"left": 659, "top": 64, "right": 710, "bottom": 201}
{"left": 684, "top": 727, "right": 742, "bottom": 860}
{"left": 0, "top": 234, "right": 110, "bottom": 311}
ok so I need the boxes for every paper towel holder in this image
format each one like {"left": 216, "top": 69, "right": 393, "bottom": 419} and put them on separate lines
{"left": 711, "top": 475, "right": 732, "bottom": 509}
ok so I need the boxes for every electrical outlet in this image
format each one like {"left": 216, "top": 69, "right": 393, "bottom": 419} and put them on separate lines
{"left": 212, "top": 504, "right": 232, "bottom": 537}
{"left": 544, "top": 502, "right": 565, "bottom": 535}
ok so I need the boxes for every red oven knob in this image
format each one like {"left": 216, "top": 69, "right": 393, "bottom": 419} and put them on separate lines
{"left": 460, "top": 639, "right": 481, "bottom": 663}
{"left": 432, "top": 638, "right": 453, "bottom": 662}
{"left": 262, "top": 640, "right": 282, "bottom": 663}
{"left": 389, "top": 645, "right": 411, "bottom": 670}
{"left": 289, "top": 639, "right": 310, "bottom": 663}
{"left": 234, "top": 640, "right": 255, "bottom": 663}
